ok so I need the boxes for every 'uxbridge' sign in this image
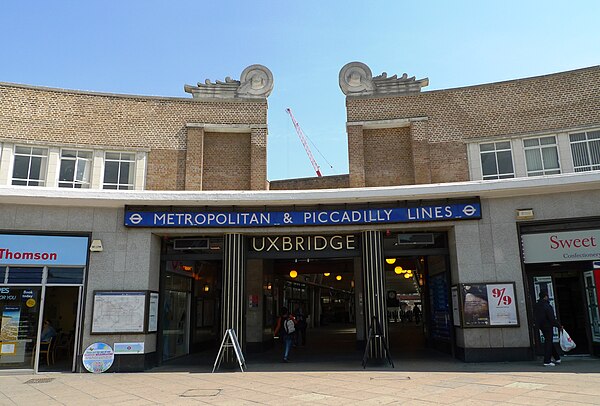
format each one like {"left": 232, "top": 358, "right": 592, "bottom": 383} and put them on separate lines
{"left": 124, "top": 202, "right": 481, "bottom": 228}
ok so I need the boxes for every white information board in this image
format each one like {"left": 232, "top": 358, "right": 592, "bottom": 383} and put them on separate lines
{"left": 148, "top": 293, "right": 159, "bottom": 332}
{"left": 92, "top": 292, "right": 146, "bottom": 334}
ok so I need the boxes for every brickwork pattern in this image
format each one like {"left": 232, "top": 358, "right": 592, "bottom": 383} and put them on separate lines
{"left": 347, "top": 125, "right": 365, "bottom": 187}
{"left": 202, "top": 132, "right": 251, "bottom": 190}
{"left": 269, "top": 175, "right": 350, "bottom": 190}
{"left": 146, "top": 149, "right": 186, "bottom": 190}
{"left": 250, "top": 128, "right": 268, "bottom": 190}
{"left": 410, "top": 121, "right": 432, "bottom": 184}
{"left": 364, "top": 127, "right": 415, "bottom": 187}
{"left": 0, "top": 84, "right": 267, "bottom": 150}
{"left": 346, "top": 66, "right": 600, "bottom": 185}
{"left": 184, "top": 127, "right": 204, "bottom": 190}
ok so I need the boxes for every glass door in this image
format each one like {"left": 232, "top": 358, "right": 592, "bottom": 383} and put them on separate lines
{"left": 583, "top": 271, "right": 600, "bottom": 343}
{"left": 162, "top": 289, "right": 190, "bottom": 361}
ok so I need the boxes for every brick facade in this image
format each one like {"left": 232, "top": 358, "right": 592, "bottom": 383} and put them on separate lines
{"left": 0, "top": 83, "right": 268, "bottom": 190}
{"left": 346, "top": 66, "right": 600, "bottom": 186}
{"left": 269, "top": 174, "right": 349, "bottom": 190}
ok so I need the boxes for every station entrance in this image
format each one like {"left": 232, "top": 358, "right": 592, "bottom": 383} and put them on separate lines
{"left": 157, "top": 231, "right": 455, "bottom": 369}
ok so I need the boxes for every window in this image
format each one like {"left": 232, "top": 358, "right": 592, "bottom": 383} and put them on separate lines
{"left": 570, "top": 130, "right": 600, "bottom": 172}
{"left": 12, "top": 146, "right": 48, "bottom": 186}
{"left": 103, "top": 152, "right": 135, "bottom": 190}
{"left": 523, "top": 136, "right": 560, "bottom": 176}
{"left": 59, "top": 149, "right": 92, "bottom": 188}
{"left": 479, "top": 141, "right": 514, "bottom": 180}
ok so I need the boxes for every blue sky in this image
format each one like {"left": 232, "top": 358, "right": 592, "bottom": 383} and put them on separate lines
{"left": 1, "top": 1, "right": 598, "bottom": 180}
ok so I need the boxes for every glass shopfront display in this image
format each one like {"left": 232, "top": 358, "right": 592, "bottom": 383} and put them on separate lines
{"left": 0, "top": 287, "right": 42, "bottom": 369}
{"left": 0, "top": 234, "right": 88, "bottom": 372}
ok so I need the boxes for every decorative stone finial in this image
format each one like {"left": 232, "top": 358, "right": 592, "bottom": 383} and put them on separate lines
{"left": 339, "top": 62, "right": 428, "bottom": 96}
{"left": 185, "top": 64, "right": 273, "bottom": 99}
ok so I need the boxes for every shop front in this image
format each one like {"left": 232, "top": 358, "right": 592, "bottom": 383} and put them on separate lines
{"left": 521, "top": 219, "right": 600, "bottom": 357}
{"left": 0, "top": 233, "right": 89, "bottom": 372}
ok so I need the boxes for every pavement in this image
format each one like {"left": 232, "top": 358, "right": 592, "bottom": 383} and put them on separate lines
{"left": 2, "top": 355, "right": 600, "bottom": 405}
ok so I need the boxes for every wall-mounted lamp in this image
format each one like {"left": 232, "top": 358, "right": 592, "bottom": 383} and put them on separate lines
{"left": 90, "top": 239, "right": 103, "bottom": 252}
{"left": 203, "top": 284, "right": 210, "bottom": 292}
{"left": 516, "top": 208, "right": 534, "bottom": 220}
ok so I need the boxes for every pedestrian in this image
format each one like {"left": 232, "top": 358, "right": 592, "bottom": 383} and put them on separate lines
{"left": 413, "top": 305, "right": 421, "bottom": 324}
{"left": 274, "top": 307, "right": 296, "bottom": 362}
{"left": 534, "top": 290, "right": 563, "bottom": 366}
{"left": 294, "top": 306, "right": 307, "bottom": 346}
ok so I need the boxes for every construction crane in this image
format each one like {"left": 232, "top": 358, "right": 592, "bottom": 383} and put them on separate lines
{"left": 285, "top": 108, "right": 323, "bottom": 177}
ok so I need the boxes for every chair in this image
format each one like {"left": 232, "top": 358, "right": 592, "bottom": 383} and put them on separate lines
{"left": 54, "top": 332, "right": 73, "bottom": 360}
{"left": 39, "top": 336, "right": 55, "bottom": 366}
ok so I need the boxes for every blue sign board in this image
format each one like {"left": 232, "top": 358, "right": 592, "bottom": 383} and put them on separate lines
{"left": 0, "top": 234, "right": 89, "bottom": 266}
{"left": 125, "top": 202, "right": 481, "bottom": 228}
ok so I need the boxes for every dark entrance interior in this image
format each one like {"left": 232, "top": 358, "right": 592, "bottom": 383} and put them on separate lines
{"left": 268, "top": 258, "right": 359, "bottom": 363}
{"left": 528, "top": 262, "right": 592, "bottom": 356}
{"left": 554, "top": 274, "right": 589, "bottom": 354}
{"left": 160, "top": 259, "right": 222, "bottom": 363}
{"left": 38, "top": 286, "right": 78, "bottom": 372}
{"left": 384, "top": 254, "right": 453, "bottom": 359}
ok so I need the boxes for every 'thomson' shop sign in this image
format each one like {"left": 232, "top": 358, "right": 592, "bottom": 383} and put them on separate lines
{"left": 124, "top": 202, "right": 481, "bottom": 228}
{"left": 522, "top": 229, "right": 600, "bottom": 263}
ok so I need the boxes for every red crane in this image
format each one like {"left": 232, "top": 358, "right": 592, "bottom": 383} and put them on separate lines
{"left": 285, "top": 108, "right": 322, "bottom": 177}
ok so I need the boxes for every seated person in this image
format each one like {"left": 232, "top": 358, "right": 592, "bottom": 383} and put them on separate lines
{"left": 41, "top": 320, "right": 57, "bottom": 342}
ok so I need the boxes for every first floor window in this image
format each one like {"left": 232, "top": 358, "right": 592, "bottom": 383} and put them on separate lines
{"left": 480, "top": 141, "right": 514, "bottom": 180}
{"left": 524, "top": 136, "right": 560, "bottom": 176}
{"left": 570, "top": 130, "right": 600, "bottom": 172}
{"left": 103, "top": 152, "right": 135, "bottom": 190}
{"left": 59, "top": 149, "right": 92, "bottom": 188}
{"left": 12, "top": 146, "right": 48, "bottom": 186}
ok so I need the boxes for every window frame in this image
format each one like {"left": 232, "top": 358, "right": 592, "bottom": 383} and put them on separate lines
{"left": 479, "top": 141, "right": 515, "bottom": 180}
{"left": 523, "top": 135, "right": 561, "bottom": 176}
{"left": 569, "top": 130, "right": 600, "bottom": 172}
{"left": 58, "top": 148, "right": 93, "bottom": 189}
{"left": 102, "top": 151, "right": 136, "bottom": 190}
{"left": 11, "top": 145, "right": 49, "bottom": 186}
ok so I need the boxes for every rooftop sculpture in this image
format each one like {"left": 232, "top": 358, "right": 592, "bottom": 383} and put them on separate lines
{"left": 339, "top": 62, "right": 428, "bottom": 96}
{"left": 185, "top": 64, "right": 273, "bottom": 99}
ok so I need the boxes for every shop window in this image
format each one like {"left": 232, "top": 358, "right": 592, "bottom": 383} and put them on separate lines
{"left": 523, "top": 136, "right": 560, "bottom": 176}
{"left": 479, "top": 141, "right": 514, "bottom": 180}
{"left": 58, "top": 150, "right": 92, "bottom": 188}
{"left": 103, "top": 152, "right": 135, "bottom": 190}
{"left": 570, "top": 130, "right": 600, "bottom": 172}
{"left": 47, "top": 268, "right": 84, "bottom": 284}
{"left": 11, "top": 146, "right": 48, "bottom": 186}
{"left": 6, "top": 267, "right": 44, "bottom": 284}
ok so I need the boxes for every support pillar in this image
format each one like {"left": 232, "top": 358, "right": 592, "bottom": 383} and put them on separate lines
{"left": 361, "top": 230, "right": 388, "bottom": 359}
{"left": 221, "top": 233, "right": 246, "bottom": 361}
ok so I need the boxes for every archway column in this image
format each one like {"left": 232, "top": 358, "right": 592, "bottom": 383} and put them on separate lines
{"left": 361, "top": 230, "right": 388, "bottom": 359}
{"left": 221, "top": 233, "right": 246, "bottom": 361}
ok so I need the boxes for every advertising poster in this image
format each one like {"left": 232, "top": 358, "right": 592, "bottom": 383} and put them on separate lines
{"left": 460, "top": 283, "right": 519, "bottom": 327}
{"left": 486, "top": 284, "right": 518, "bottom": 325}
{"left": 461, "top": 285, "right": 490, "bottom": 326}
{"left": 82, "top": 342, "right": 114, "bottom": 373}
{"left": 0, "top": 306, "right": 21, "bottom": 341}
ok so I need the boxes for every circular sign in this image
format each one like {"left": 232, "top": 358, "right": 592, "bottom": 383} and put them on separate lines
{"left": 82, "top": 342, "right": 114, "bottom": 373}
{"left": 26, "top": 298, "right": 36, "bottom": 308}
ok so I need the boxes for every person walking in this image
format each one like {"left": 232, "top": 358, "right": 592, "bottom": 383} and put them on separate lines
{"left": 274, "top": 307, "right": 296, "bottom": 362}
{"left": 534, "top": 291, "right": 563, "bottom": 366}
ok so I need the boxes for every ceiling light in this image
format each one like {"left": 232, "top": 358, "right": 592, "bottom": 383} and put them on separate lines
{"left": 403, "top": 273, "right": 411, "bottom": 279}
{"left": 290, "top": 270, "right": 298, "bottom": 278}
{"left": 324, "top": 272, "right": 330, "bottom": 277}
{"left": 336, "top": 275, "right": 342, "bottom": 281}
{"left": 386, "top": 258, "right": 396, "bottom": 265}
{"left": 394, "top": 266, "right": 403, "bottom": 274}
